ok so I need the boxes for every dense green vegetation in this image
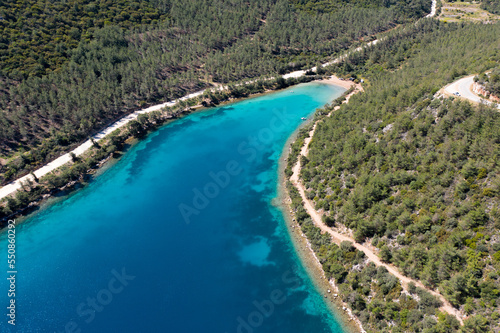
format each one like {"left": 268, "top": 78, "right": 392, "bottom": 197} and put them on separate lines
{"left": 0, "top": 0, "right": 168, "bottom": 79}
{"left": 475, "top": 67, "right": 500, "bottom": 97}
{"left": 0, "top": 74, "right": 317, "bottom": 221}
{"left": 480, "top": 0, "right": 500, "bottom": 15}
{"left": 0, "top": 0, "right": 429, "bottom": 185}
{"left": 290, "top": 0, "right": 429, "bottom": 15}
{"left": 296, "top": 20, "right": 500, "bottom": 331}
{"left": 3, "top": 0, "right": 500, "bottom": 330}
{"left": 287, "top": 180, "right": 460, "bottom": 332}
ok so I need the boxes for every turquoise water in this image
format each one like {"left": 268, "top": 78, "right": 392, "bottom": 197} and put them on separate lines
{"left": 0, "top": 83, "right": 346, "bottom": 332}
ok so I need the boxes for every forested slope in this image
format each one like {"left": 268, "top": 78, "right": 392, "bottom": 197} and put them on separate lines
{"left": 481, "top": 0, "right": 500, "bottom": 15}
{"left": 0, "top": 0, "right": 428, "bottom": 185}
{"left": 297, "top": 20, "right": 500, "bottom": 331}
{"left": 475, "top": 67, "right": 500, "bottom": 97}
{"left": 0, "top": 0, "right": 168, "bottom": 79}
{"left": 291, "top": 0, "right": 429, "bottom": 15}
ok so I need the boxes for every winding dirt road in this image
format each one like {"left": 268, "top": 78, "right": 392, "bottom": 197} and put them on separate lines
{"left": 289, "top": 87, "right": 464, "bottom": 325}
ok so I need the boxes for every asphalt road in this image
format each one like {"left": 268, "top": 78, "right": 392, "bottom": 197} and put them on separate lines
{"left": 444, "top": 75, "right": 499, "bottom": 108}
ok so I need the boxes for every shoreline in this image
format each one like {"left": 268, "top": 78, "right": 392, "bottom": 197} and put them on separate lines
{"left": 282, "top": 80, "right": 465, "bottom": 327}
{"left": 1, "top": 34, "right": 379, "bottom": 203}
{"left": 276, "top": 81, "right": 364, "bottom": 333}
{"left": 320, "top": 76, "right": 358, "bottom": 90}
{"left": 0, "top": 76, "right": 327, "bottom": 227}
{"left": 2, "top": 16, "right": 385, "bottom": 216}
{"left": 0, "top": 75, "right": 320, "bottom": 201}
{"left": 5, "top": 77, "right": 364, "bottom": 328}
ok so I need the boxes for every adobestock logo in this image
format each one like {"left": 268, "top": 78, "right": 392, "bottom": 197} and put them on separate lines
{"left": 57, "top": 267, "right": 135, "bottom": 333}
{"left": 178, "top": 160, "right": 243, "bottom": 224}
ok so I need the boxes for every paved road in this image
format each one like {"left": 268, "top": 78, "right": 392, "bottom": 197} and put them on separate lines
{"left": 444, "top": 76, "right": 480, "bottom": 102}
{"left": 444, "top": 75, "right": 499, "bottom": 108}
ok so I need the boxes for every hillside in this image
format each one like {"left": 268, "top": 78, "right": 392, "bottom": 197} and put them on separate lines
{"left": 0, "top": 0, "right": 167, "bottom": 79}
{"left": 0, "top": 0, "right": 428, "bottom": 185}
{"left": 1, "top": 0, "right": 500, "bottom": 331}
{"left": 481, "top": 0, "right": 500, "bottom": 15}
{"left": 290, "top": 20, "right": 500, "bottom": 332}
{"left": 475, "top": 67, "right": 500, "bottom": 98}
{"left": 438, "top": 0, "right": 500, "bottom": 22}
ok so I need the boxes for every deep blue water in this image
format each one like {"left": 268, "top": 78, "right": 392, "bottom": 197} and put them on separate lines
{"left": 0, "top": 83, "right": 346, "bottom": 333}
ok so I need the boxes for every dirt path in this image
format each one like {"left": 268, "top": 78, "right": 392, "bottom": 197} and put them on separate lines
{"left": 1, "top": 36, "right": 386, "bottom": 202}
{"left": 0, "top": 90, "right": 205, "bottom": 200}
{"left": 289, "top": 86, "right": 464, "bottom": 325}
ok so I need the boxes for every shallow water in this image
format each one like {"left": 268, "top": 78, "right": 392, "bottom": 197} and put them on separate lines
{"left": 0, "top": 83, "right": 346, "bottom": 333}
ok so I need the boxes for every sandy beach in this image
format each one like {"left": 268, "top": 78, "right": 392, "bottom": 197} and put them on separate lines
{"left": 321, "top": 76, "right": 359, "bottom": 90}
